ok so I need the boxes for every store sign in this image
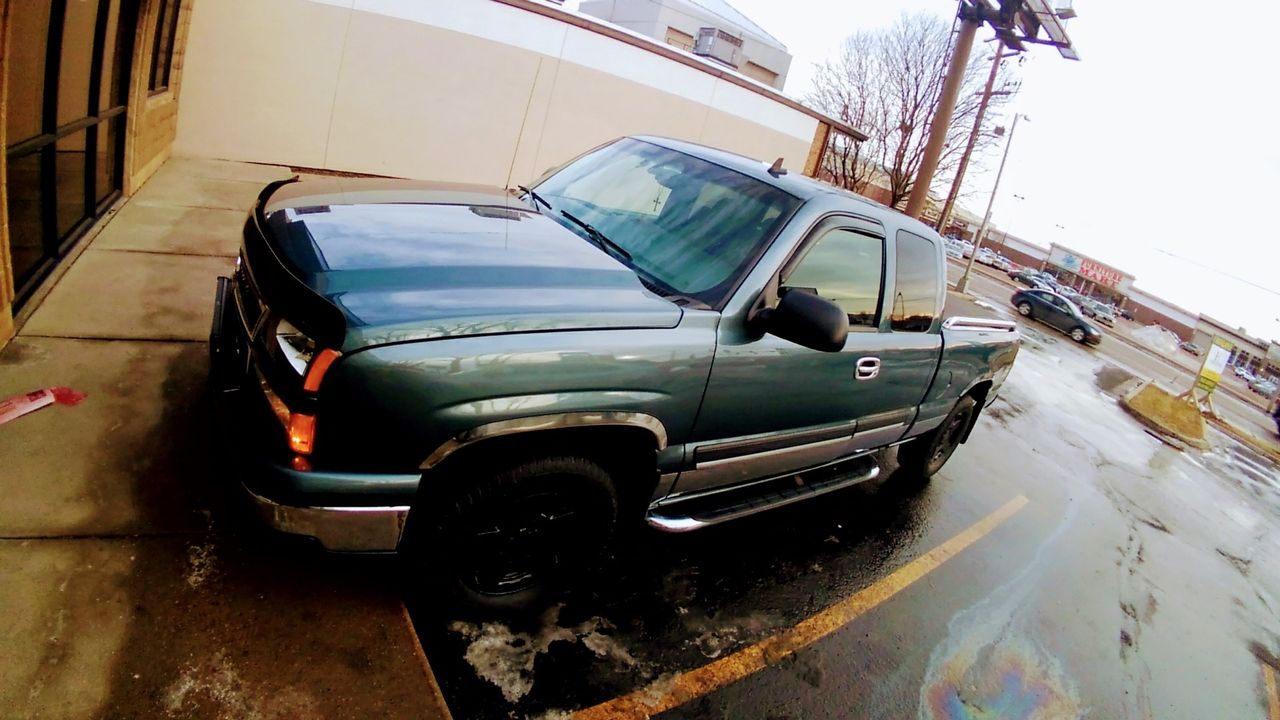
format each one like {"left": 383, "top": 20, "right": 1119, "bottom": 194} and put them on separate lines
{"left": 1194, "top": 336, "right": 1235, "bottom": 393}
{"left": 1048, "top": 247, "right": 1128, "bottom": 289}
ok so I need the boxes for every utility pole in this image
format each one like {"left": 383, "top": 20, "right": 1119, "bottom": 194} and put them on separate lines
{"left": 955, "top": 113, "right": 1024, "bottom": 295}
{"left": 903, "top": 6, "right": 981, "bottom": 219}
{"left": 904, "top": 0, "right": 1078, "bottom": 222}
{"left": 935, "top": 41, "right": 1006, "bottom": 236}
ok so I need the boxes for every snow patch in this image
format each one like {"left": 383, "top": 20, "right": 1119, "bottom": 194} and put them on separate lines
{"left": 185, "top": 541, "right": 216, "bottom": 589}
{"left": 450, "top": 605, "right": 640, "bottom": 704}
{"left": 164, "top": 651, "right": 319, "bottom": 719}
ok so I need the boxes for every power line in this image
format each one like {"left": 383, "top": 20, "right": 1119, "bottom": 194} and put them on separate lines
{"left": 1153, "top": 249, "right": 1280, "bottom": 297}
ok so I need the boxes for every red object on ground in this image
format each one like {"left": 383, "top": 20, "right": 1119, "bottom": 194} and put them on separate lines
{"left": 0, "top": 386, "right": 87, "bottom": 426}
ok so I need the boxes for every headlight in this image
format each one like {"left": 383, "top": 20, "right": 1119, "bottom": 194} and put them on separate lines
{"left": 275, "top": 318, "right": 316, "bottom": 375}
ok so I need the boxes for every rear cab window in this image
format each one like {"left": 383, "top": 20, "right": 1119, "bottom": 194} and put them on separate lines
{"left": 891, "top": 230, "right": 941, "bottom": 332}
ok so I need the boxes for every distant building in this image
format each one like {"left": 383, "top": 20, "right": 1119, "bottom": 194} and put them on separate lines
{"left": 578, "top": 0, "right": 792, "bottom": 90}
{"left": 1192, "top": 316, "right": 1279, "bottom": 379}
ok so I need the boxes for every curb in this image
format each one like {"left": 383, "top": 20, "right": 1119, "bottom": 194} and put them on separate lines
{"left": 1205, "top": 415, "right": 1280, "bottom": 463}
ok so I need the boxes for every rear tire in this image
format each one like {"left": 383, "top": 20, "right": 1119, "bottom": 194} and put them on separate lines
{"left": 898, "top": 396, "right": 977, "bottom": 480}
{"left": 409, "top": 455, "right": 618, "bottom": 616}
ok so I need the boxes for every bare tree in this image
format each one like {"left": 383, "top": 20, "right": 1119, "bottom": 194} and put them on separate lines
{"left": 808, "top": 12, "right": 1019, "bottom": 208}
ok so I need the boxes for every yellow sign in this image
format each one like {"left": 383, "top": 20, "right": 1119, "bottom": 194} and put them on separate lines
{"left": 1194, "top": 336, "right": 1234, "bottom": 393}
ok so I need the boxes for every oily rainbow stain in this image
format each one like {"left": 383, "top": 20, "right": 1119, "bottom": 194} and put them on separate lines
{"left": 922, "top": 635, "right": 1081, "bottom": 720}
{"left": 919, "top": 500, "right": 1084, "bottom": 720}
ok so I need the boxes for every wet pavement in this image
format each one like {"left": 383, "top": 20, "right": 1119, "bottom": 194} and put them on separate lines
{"left": 406, "top": 294, "right": 1280, "bottom": 719}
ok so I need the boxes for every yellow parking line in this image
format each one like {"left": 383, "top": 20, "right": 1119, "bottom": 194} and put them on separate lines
{"left": 1265, "top": 662, "right": 1280, "bottom": 720}
{"left": 573, "top": 494, "right": 1030, "bottom": 719}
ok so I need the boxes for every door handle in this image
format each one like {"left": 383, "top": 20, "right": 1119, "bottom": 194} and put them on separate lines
{"left": 855, "top": 357, "right": 880, "bottom": 380}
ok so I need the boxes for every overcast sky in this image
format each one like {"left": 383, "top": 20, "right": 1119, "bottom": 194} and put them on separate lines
{"left": 569, "top": 0, "right": 1280, "bottom": 343}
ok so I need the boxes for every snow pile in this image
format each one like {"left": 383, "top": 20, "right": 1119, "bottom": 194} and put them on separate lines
{"left": 1131, "top": 324, "right": 1181, "bottom": 355}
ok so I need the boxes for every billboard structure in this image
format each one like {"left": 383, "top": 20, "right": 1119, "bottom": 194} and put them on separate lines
{"left": 1180, "top": 336, "right": 1235, "bottom": 415}
{"left": 1047, "top": 245, "right": 1134, "bottom": 293}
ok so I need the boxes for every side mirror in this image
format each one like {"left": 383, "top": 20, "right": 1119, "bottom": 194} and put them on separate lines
{"left": 765, "top": 289, "right": 849, "bottom": 352}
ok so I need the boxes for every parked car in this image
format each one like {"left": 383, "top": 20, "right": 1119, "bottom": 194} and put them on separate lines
{"left": 992, "top": 257, "right": 1014, "bottom": 272}
{"left": 976, "top": 248, "right": 999, "bottom": 266}
{"left": 211, "top": 136, "right": 1022, "bottom": 612}
{"left": 1010, "top": 289, "right": 1103, "bottom": 345}
{"left": 945, "top": 243, "right": 964, "bottom": 260}
{"left": 1234, "top": 366, "right": 1257, "bottom": 382}
{"left": 1076, "top": 298, "right": 1116, "bottom": 327}
{"left": 1117, "top": 307, "right": 1135, "bottom": 321}
{"left": 1009, "top": 268, "right": 1041, "bottom": 286}
{"left": 1179, "top": 341, "right": 1202, "bottom": 356}
{"left": 1250, "top": 378, "right": 1277, "bottom": 397}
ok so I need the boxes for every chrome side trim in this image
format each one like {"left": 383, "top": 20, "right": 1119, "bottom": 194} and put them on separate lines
{"left": 243, "top": 484, "right": 408, "bottom": 552}
{"left": 651, "top": 471, "right": 681, "bottom": 502}
{"left": 695, "top": 435, "right": 849, "bottom": 469}
{"left": 420, "top": 411, "right": 669, "bottom": 470}
{"left": 942, "top": 316, "right": 1018, "bottom": 332}
{"left": 905, "top": 413, "right": 946, "bottom": 436}
{"left": 849, "top": 421, "right": 910, "bottom": 451}
{"left": 676, "top": 434, "right": 853, "bottom": 493}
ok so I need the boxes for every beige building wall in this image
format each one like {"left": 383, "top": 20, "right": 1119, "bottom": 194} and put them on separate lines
{"left": 175, "top": 0, "right": 820, "bottom": 188}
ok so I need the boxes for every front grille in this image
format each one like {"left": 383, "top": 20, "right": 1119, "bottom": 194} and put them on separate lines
{"left": 234, "top": 257, "right": 264, "bottom": 334}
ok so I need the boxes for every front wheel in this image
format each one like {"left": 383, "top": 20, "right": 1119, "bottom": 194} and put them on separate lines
{"left": 1017, "top": 302, "right": 1033, "bottom": 317}
{"left": 409, "top": 455, "right": 618, "bottom": 615}
{"left": 1070, "top": 327, "right": 1087, "bottom": 343}
{"left": 898, "top": 396, "right": 977, "bottom": 480}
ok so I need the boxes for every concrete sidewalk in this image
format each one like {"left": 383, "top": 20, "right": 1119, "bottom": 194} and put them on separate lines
{"left": 0, "top": 158, "right": 451, "bottom": 719}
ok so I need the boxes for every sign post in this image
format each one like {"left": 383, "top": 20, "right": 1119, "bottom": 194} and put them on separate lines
{"left": 1179, "top": 336, "right": 1234, "bottom": 416}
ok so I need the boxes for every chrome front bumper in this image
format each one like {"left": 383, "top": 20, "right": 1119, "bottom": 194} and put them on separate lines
{"left": 243, "top": 484, "right": 409, "bottom": 552}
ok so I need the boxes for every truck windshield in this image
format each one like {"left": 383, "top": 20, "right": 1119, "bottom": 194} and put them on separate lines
{"left": 534, "top": 138, "right": 800, "bottom": 308}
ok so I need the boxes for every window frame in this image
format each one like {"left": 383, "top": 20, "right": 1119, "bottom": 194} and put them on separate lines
{"left": 779, "top": 214, "right": 887, "bottom": 332}
{"left": 147, "top": 0, "right": 182, "bottom": 95}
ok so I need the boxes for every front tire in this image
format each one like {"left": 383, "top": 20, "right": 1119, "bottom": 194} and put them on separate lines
{"left": 1017, "top": 302, "right": 1033, "bottom": 317}
{"left": 898, "top": 396, "right": 977, "bottom": 480}
{"left": 1070, "top": 327, "right": 1087, "bottom": 343}
{"left": 411, "top": 455, "right": 618, "bottom": 615}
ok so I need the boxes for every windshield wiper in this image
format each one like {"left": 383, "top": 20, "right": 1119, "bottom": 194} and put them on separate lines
{"left": 560, "top": 211, "right": 632, "bottom": 261}
{"left": 516, "top": 185, "right": 552, "bottom": 212}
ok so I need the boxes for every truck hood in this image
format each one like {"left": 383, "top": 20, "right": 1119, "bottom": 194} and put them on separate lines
{"left": 260, "top": 177, "right": 682, "bottom": 351}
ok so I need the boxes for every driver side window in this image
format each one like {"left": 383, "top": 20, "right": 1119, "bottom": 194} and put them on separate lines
{"left": 782, "top": 228, "right": 885, "bottom": 328}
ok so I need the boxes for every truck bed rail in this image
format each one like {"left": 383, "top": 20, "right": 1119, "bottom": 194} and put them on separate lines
{"left": 942, "top": 316, "right": 1019, "bottom": 332}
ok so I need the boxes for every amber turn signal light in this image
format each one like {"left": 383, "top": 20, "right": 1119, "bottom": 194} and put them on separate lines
{"left": 303, "top": 348, "right": 341, "bottom": 392}
{"left": 288, "top": 412, "right": 317, "bottom": 455}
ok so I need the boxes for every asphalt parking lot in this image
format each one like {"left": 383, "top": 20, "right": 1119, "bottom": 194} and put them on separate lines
{"left": 406, "top": 294, "right": 1280, "bottom": 719}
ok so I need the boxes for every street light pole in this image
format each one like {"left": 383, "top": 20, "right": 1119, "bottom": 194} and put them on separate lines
{"left": 955, "top": 112, "right": 1025, "bottom": 294}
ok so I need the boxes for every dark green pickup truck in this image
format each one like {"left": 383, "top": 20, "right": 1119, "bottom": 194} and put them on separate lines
{"left": 211, "top": 136, "right": 1019, "bottom": 610}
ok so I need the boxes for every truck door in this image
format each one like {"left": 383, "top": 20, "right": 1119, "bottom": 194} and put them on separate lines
{"left": 675, "top": 219, "right": 940, "bottom": 496}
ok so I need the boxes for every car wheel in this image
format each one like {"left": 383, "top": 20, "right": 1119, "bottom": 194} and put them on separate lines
{"left": 1070, "top": 327, "right": 1087, "bottom": 343}
{"left": 898, "top": 395, "right": 977, "bottom": 480}
{"left": 1017, "top": 302, "right": 1033, "bottom": 317}
{"left": 413, "top": 455, "right": 618, "bottom": 615}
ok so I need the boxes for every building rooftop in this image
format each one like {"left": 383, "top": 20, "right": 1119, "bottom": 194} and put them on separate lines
{"left": 677, "top": 0, "right": 786, "bottom": 48}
